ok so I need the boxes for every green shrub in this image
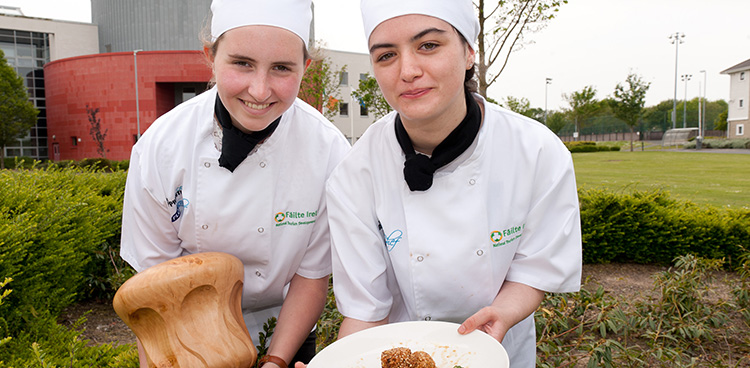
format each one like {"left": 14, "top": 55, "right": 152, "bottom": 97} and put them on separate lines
{"left": 579, "top": 189, "right": 749, "bottom": 267}
{"left": 0, "top": 166, "right": 127, "bottom": 333}
{"left": 564, "top": 141, "right": 620, "bottom": 153}
{"left": 0, "top": 311, "right": 136, "bottom": 367}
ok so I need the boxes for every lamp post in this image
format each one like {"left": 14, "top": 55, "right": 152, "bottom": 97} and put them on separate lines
{"left": 699, "top": 70, "right": 706, "bottom": 135}
{"left": 544, "top": 77, "right": 552, "bottom": 124}
{"left": 681, "top": 74, "right": 691, "bottom": 128}
{"left": 669, "top": 32, "right": 685, "bottom": 130}
{"left": 349, "top": 91, "right": 355, "bottom": 145}
{"left": 133, "top": 49, "right": 143, "bottom": 141}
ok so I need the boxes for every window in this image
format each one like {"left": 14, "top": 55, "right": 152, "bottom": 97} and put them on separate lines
{"left": 71, "top": 136, "right": 78, "bottom": 146}
{"left": 360, "top": 103, "right": 368, "bottom": 116}
{"left": 359, "top": 73, "right": 368, "bottom": 81}
{"left": 339, "top": 102, "right": 349, "bottom": 116}
{"left": 741, "top": 72, "right": 746, "bottom": 81}
{"left": 741, "top": 99, "right": 745, "bottom": 108}
{"left": 339, "top": 71, "right": 348, "bottom": 86}
{"left": 738, "top": 124, "right": 745, "bottom": 136}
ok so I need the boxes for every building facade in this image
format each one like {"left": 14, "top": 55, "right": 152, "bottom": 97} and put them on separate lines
{"left": 721, "top": 58, "right": 750, "bottom": 139}
{"left": 325, "top": 49, "right": 377, "bottom": 144}
{"left": 2, "top": 2, "right": 368, "bottom": 162}
{"left": 0, "top": 12, "right": 98, "bottom": 160}
{"left": 44, "top": 51, "right": 212, "bottom": 161}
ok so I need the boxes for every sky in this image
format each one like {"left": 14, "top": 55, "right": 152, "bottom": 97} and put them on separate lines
{"left": 3, "top": 0, "right": 750, "bottom": 111}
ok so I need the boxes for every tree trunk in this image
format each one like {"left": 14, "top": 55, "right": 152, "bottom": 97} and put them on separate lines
{"left": 0, "top": 146, "right": 4, "bottom": 169}
{"left": 629, "top": 125, "right": 635, "bottom": 152}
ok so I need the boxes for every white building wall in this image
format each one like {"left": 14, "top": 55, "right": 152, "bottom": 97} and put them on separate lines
{"left": 324, "top": 49, "right": 377, "bottom": 144}
{"left": 0, "top": 15, "right": 98, "bottom": 61}
{"left": 727, "top": 70, "right": 749, "bottom": 122}
{"left": 726, "top": 69, "right": 750, "bottom": 138}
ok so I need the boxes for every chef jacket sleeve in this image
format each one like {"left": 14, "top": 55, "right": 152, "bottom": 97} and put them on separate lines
{"left": 120, "top": 147, "right": 183, "bottom": 272}
{"left": 326, "top": 167, "right": 393, "bottom": 322}
{"left": 505, "top": 138, "right": 582, "bottom": 293}
{"left": 295, "top": 139, "right": 350, "bottom": 279}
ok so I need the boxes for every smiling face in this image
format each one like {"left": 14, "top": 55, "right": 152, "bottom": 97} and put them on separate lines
{"left": 368, "top": 14, "right": 475, "bottom": 129}
{"left": 208, "top": 25, "right": 308, "bottom": 133}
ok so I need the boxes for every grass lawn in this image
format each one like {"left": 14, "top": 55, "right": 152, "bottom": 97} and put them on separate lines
{"left": 572, "top": 150, "right": 750, "bottom": 209}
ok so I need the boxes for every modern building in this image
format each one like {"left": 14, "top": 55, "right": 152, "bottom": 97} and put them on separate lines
{"left": 721, "top": 58, "right": 750, "bottom": 139}
{"left": 325, "top": 49, "right": 377, "bottom": 144}
{"left": 0, "top": 9, "right": 98, "bottom": 160}
{"left": 1, "top": 1, "right": 373, "bottom": 162}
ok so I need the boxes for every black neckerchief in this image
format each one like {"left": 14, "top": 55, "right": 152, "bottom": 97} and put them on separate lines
{"left": 215, "top": 94, "right": 280, "bottom": 172}
{"left": 394, "top": 91, "right": 481, "bottom": 191}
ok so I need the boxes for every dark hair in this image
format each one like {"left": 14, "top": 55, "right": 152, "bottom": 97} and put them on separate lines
{"left": 452, "top": 27, "right": 478, "bottom": 94}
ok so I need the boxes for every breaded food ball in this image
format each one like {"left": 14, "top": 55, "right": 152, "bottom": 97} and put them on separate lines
{"left": 381, "top": 347, "right": 412, "bottom": 368}
{"left": 409, "top": 351, "right": 436, "bottom": 368}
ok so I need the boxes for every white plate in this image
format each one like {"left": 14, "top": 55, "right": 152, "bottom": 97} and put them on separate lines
{"left": 308, "top": 321, "right": 509, "bottom": 368}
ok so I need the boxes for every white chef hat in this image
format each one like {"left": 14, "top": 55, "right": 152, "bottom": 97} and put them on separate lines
{"left": 210, "top": 0, "right": 312, "bottom": 44}
{"left": 360, "top": 0, "right": 479, "bottom": 47}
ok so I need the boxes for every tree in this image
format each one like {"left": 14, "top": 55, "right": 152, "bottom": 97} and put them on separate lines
{"left": 87, "top": 104, "right": 108, "bottom": 158}
{"left": 352, "top": 73, "right": 392, "bottom": 120}
{"left": 714, "top": 110, "right": 728, "bottom": 131}
{"left": 610, "top": 73, "right": 650, "bottom": 152}
{"left": 0, "top": 50, "right": 38, "bottom": 169}
{"left": 297, "top": 46, "right": 346, "bottom": 122}
{"left": 474, "top": 0, "right": 567, "bottom": 98}
{"left": 544, "top": 110, "right": 568, "bottom": 135}
{"left": 563, "top": 85, "right": 600, "bottom": 140}
{"left": 502, "top": 96, "right": 544, "bottom": 121}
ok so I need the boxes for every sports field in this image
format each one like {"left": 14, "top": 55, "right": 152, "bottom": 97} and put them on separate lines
{"left": 571, "top": 150, "right": 750, "bottom": 209}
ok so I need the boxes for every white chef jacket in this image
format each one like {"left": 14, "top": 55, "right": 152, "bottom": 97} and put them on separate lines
{"left": 120, "top": 86, "right": 350, "bottom": 342}
{"left": 326, "top": 94, "right": 582, "bottom": 368}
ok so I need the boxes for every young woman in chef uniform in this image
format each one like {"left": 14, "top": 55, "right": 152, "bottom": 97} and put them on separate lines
{"left": 119, "top": 0, "right": 350, "bottom": 367}
{"left": 323, "top": 0, "right": 582, "bottom": 366}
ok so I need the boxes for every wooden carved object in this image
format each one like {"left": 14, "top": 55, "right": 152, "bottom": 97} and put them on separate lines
{"left": 113, "top": 252, "right": 256, "bottom": 368}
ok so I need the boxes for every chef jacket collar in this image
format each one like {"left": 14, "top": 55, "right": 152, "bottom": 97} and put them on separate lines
{"left": 395, "top": 90, "right": 481, "bottom": 191}
{"left": 215, "top": 94, "right": 280, "bottom": 172}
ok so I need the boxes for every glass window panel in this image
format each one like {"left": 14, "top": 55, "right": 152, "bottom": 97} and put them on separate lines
{"left": 36, "top": 59, "right": 45, "bottom": 67}
{"left": 17, "top": 67, "right": 33, "bottom": 78}
{"left": 17, "top": 58, "right": 33, "bottom": 67}
{"left": 35, "top": 78, "right": 44, "bottom": 88}
{"left": 0, "top": 35, "right": 13, "bottom": 43}
{"left": 22, "top": 148, "right": 37, "bottom": 157}
{"left": 39, "top": 147, "right": 48, "bottom": 157}
{"left": 7, "top": 149, "right": 21, "bottom": 157}
{"left": 37, "top": 109, "right": 46, "bottom": 119}
{"left": 0, "top": 44, "right": 15, "bottom": 57}
{"left": 0, "top": 29, "right": 13, "bottom": 36}
{"left": 35, "top": 99, "right": 45, "bottom": 108}
{"left": 16, "top": 44, "right": 32, "bottom": 57}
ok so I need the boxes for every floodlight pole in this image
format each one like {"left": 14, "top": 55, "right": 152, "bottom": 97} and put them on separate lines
{"left": 544, "top": 78, "right": 552, "bottom": 123}
{"left": 669, "top": 32, "right": 685, "bottom": 130}
{"left": 681, "top": 74, "right": 691, "bottom": 128}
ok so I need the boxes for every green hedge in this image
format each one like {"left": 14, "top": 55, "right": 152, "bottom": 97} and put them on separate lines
{"left": 683, "top": 138, "right": 750, "bottom": 150}
{"left": 0, "top": 166, "right": 126, "bottom": 335}
{"left": 580, "top": 188, "right": 749, "bottom": 267}
{"left": 564, "top": 141, "right": 621, "bottom": 153}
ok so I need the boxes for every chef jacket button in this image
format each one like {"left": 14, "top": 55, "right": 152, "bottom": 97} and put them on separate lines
{"left": 204, "top": 162, "right": 211, "bottom": 168}
{"left": 259, "top": 161, "right": 267, "bottom": 168}
{"left": 424, "top": 316, "right": 431, "bottom": 321}
{"left": 255, "top": 270, "right": 262, "bottom": 277}
{"left": 477, "top": 249, "right": 484, "bottom": 256}
{"left": 417, "top": 255, "right": 424, "bottom": 262}
{"left": 258, "top": 227, "right": 264, "bottom": 233}
{"left": 469, "top": 178, "right": 476, "bottom": 185}
{"left": 201, "top": 224, "right": 209, "bottom": 230}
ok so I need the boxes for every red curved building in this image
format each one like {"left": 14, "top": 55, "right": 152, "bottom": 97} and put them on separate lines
{"left": 44, "top": 50, "right": 212, "bottom": 161}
